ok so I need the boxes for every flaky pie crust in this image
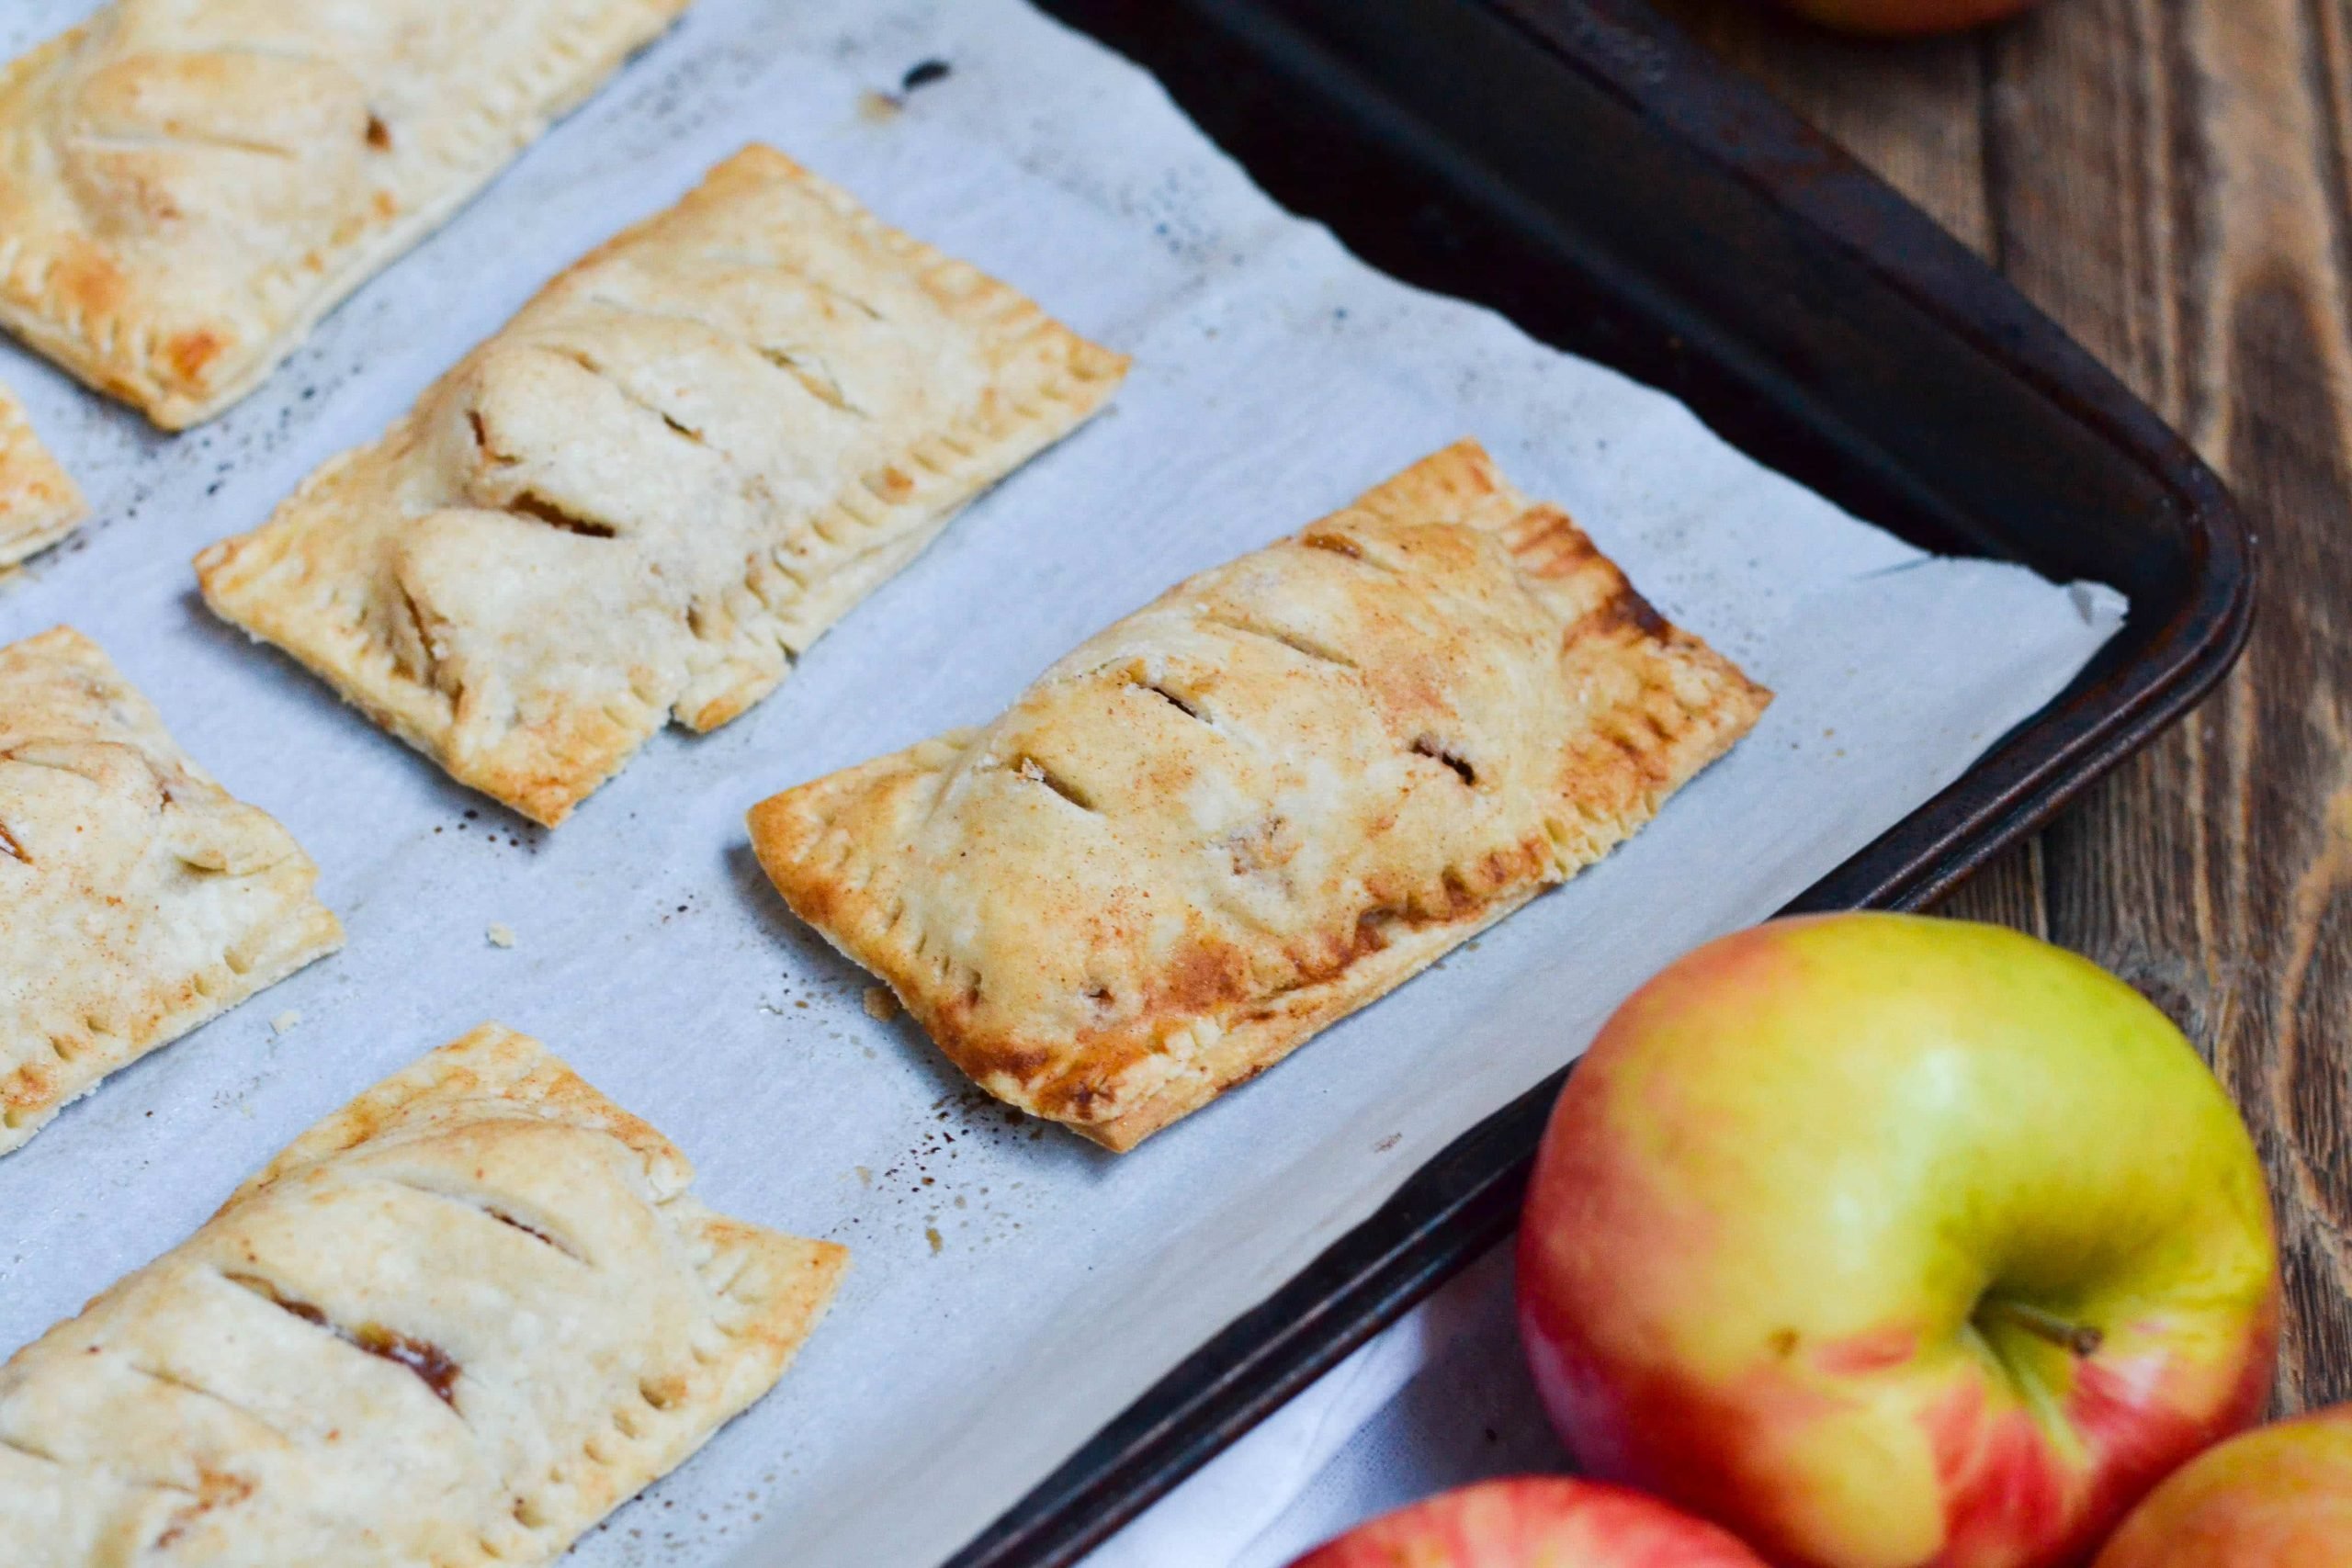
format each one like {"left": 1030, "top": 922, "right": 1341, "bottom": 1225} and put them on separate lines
{"left": 0, "top": 626, "right": 342, "bottom": 1156}
{"left": 0, "top": 0, "right": 693, "bottom": 428}
{"left": 0, "top": 1025, "right": 847, "bottom": 1564}
{"left": 750, "top": 442, "right": 1772, "bottom": 1151}
{"left": 198, "top": 145, "right": 1129, "bottom": 827}
{"left": 0, "top": 381, "right": 85, "bottom": 569}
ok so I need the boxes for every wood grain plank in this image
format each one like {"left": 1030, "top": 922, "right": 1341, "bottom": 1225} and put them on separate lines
{"left": 2031, "top": 0, "right": 2352, "bottom": 1414}
{"left": 1645, "top": 2, "right": 1996, "bottom": 253}
{"left": 1654, "top": 0, "right": 2352, "bottom": 1409}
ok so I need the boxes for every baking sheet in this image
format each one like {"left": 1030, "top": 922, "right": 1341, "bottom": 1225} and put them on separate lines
{"left": 1089, "top": 1245, "right": 1563, "bottom": 1568}
{"left": 0, "top": 1, "right": 2125, "bottom": 1563}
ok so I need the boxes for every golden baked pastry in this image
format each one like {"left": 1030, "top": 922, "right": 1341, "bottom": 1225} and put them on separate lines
{"left": 198, "top": 145, "right": 1130, "bottom": 827}
{"left": 0, "top": 0, "right": 693, "bottom": 428}
{"left": 0, "top": 626, "right": 341, "bottom": 1155}
{"left": 0, "top": 380, "right": 85, "bottom": 568}
{"left": 0, "top": 1025, "right": 847, "bottom": 1564}
{"left": 749, "top": 442, "right": 1771, "bottom": 1150}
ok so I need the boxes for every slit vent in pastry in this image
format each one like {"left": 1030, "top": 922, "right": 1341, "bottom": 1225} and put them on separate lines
{"left": 748, "top": 441, "right": 1772, "bottom": 1151}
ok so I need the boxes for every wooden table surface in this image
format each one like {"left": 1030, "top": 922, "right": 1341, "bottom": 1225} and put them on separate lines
{"left": 1642, "top": 0, "right": 2352, "bottom": 1414}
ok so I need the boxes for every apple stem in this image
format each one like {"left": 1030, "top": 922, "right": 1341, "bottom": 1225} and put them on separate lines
{"left": 1980, "top": 1299, "right": 2104, "bottom": 1359}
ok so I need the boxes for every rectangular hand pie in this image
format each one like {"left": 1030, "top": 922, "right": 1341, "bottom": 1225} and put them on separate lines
{"left": 0, "top": 0, "right": 693, "bottom": 428}
{"left": 0, "top": 381, "right": 85, "bottom": 568}
{"left": 0, "top": 1026, "right": 848, "bottom": 1564}
{"left": 198, "top": 144, "right": 1130, "bottom": 828}
{"left": 749, "top": 442, "right": 1772, "bottom": 1151}
{"left": 0, "top": 626, "right": 341, "bottom": 1155}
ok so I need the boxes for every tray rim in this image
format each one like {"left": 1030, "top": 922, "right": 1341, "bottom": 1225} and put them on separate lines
{"left": 952, "top": 1, "right": 2256, "bottom": 1563}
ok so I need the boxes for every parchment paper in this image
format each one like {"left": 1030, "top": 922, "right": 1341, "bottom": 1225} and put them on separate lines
{"left": 0, "top": 2, "right": 2125, "bottom": 1564}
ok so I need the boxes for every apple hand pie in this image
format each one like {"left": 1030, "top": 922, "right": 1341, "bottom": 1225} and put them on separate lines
{"left": 0, "top": 380, "right": 85, "bottom": 569}
{"left": 0, "top": 626, "right": 341, "bottom": 1156}
{"left": 198, "top": 145, "right": 1129, "bottom": 828}
{"left": 0, "top": 1026, "right": 848, "bottom": 1565}
{"left": 750, "top": 442, "right": 1771, "bottom": 1151}
{"left": 0, "top": 0, "right": 693, "bottom": 429}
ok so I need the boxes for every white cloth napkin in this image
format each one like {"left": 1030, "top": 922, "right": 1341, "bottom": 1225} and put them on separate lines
{"left": 1088, "top": 1244, "right": 1569, "bottom": 1567}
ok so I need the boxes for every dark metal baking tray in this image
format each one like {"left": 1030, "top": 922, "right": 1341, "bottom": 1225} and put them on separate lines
{"left": 955, "top": 0, "right": 2256, "bottom": 1562}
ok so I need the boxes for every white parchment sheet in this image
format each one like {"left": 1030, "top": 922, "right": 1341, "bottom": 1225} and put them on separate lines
{"left": 0, "top": 2, "right": 2124, "bottom": 1563}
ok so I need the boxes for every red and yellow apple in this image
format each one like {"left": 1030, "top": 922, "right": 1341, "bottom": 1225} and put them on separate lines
{"left": 2093, "top": 1404, "right": 2352, "bottom": 1566}
{"left": 1778, "top": 0, "right": 2045, "bottom": 37}
{"left": 1518, "top": 913, "right": 2279, "bottom": 1568}
{"left": 1286, "top": 1476, "right": 1768, "bottom": 1567}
